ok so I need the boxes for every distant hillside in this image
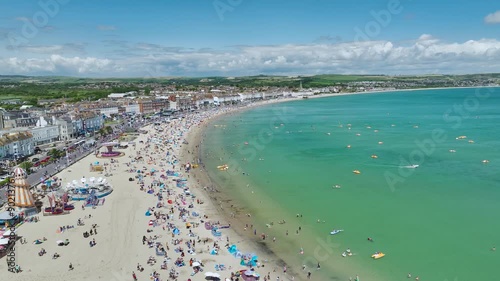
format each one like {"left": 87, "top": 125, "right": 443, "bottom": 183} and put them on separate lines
{"left": 1, "top": 73, "right": 499, "bottom": 86}
{"left": 0, "top": 73, "right": 498, "bottom": 105}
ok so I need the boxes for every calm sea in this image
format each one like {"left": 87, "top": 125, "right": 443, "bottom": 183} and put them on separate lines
{"left": 201, "top": 88, "right": 500, "bottom": 281}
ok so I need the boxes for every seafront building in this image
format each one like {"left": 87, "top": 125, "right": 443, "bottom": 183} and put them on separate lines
{"left": 0, "top": 88, "right": 304, "bottom": 162}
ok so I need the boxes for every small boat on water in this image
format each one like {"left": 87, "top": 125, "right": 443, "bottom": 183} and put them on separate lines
{"left": 353, "top": 170, "right": 361, "bottom": 174}
{"left": 346, "top": 145, "right": 351, "bottom": 149}
{"left": 482, "top": 160, "right": 489, "bottom": 164}
{"left": 217, "top": 164, "right": 229, "bottom": 171}
{"left": 330, "top": 229, "right": 344, "bottom": 235}
{"left": 372, "top": 252, "right": 385, "bottom": 259}
{"left": 371, "top": 155, "right": 378, "bottom": 159}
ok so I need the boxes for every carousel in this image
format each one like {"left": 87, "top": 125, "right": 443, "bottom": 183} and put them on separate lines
{"left": 96, "top": 142, "right": 124, "bottom": 158}
{"left": 64, "top": 176, "right": 113, "bottom": 202}
{"left": 43, "top": 191, "right": 74, "bottom": 216}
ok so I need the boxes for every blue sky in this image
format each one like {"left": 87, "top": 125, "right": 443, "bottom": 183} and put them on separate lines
{"left": 0, "top": 0, "right": 499, "bottom": 77}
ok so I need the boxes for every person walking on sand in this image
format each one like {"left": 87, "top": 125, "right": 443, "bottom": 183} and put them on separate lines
{"left": 69, "top": 263, "right": 73, "bottom": 270}
{"left": 132, "top": 271, "right": 137, "bottom": 281}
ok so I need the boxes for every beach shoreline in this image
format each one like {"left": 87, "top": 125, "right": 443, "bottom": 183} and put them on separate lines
{"left": 177, "top": 85, "right": 500, "bottom": 281}
{"left": 2, "top": 85, "right": 497, "bottom": 281}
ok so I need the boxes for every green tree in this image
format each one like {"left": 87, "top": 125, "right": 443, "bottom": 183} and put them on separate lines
{"left": 19, "top": 161, "right": 33, "bottom": 173}
{"left": 98, "top": 128, "right": 106, "bottom": 136}
{"left": 105, "top": 126, "right": 113, "bottom": 135}
{"left": 47, "top": 148, "right": 65, "bottom": 159}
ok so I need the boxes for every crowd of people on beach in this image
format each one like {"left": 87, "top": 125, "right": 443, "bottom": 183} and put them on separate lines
{"left": 4, "top": 103, "right": 369, "bottom": 281}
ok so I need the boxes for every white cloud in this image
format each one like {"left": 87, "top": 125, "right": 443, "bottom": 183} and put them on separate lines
{"left": 485, "top": 11, "right": 500, "bottom": 24}
{"left": 2, "top": 35, "right": 500, "bottom": 76}
{"left": 14, "top": 43, "right": 86, "bottom": 54}
{"left": 1, "top": 55, "right": 116, "bottom": 75}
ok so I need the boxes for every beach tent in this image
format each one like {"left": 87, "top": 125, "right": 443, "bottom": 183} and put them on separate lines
{"left": 250, "top": 256, "right": 258, "bottom": 267}
{"left": 205, "top": 272, "right": 221, "bottom": 278}
{"left": 172, "top": 228, "right": 180, "bottom": 235}
{"left": 228, "top": 245, "right": 238, "bottom": 254}
{"left": 145, "top": 210, "right": 152, "bottom": 216}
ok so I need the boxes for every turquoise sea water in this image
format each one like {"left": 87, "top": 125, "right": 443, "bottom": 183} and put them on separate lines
{"left": 201, "top": 88, "right": 500, "bottom": 281}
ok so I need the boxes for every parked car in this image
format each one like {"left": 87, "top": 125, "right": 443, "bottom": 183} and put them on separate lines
{"left": 32, "top": 158, "right": 40, "bottom": 162}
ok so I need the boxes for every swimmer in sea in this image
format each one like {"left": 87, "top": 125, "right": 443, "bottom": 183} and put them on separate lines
{"left": 368, "top": 237, "right": 373, "bottom": 242}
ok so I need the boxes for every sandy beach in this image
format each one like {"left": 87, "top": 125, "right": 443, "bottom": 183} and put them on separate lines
{"left": 1, "top": 98, "right": 310, "bottom": 281}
